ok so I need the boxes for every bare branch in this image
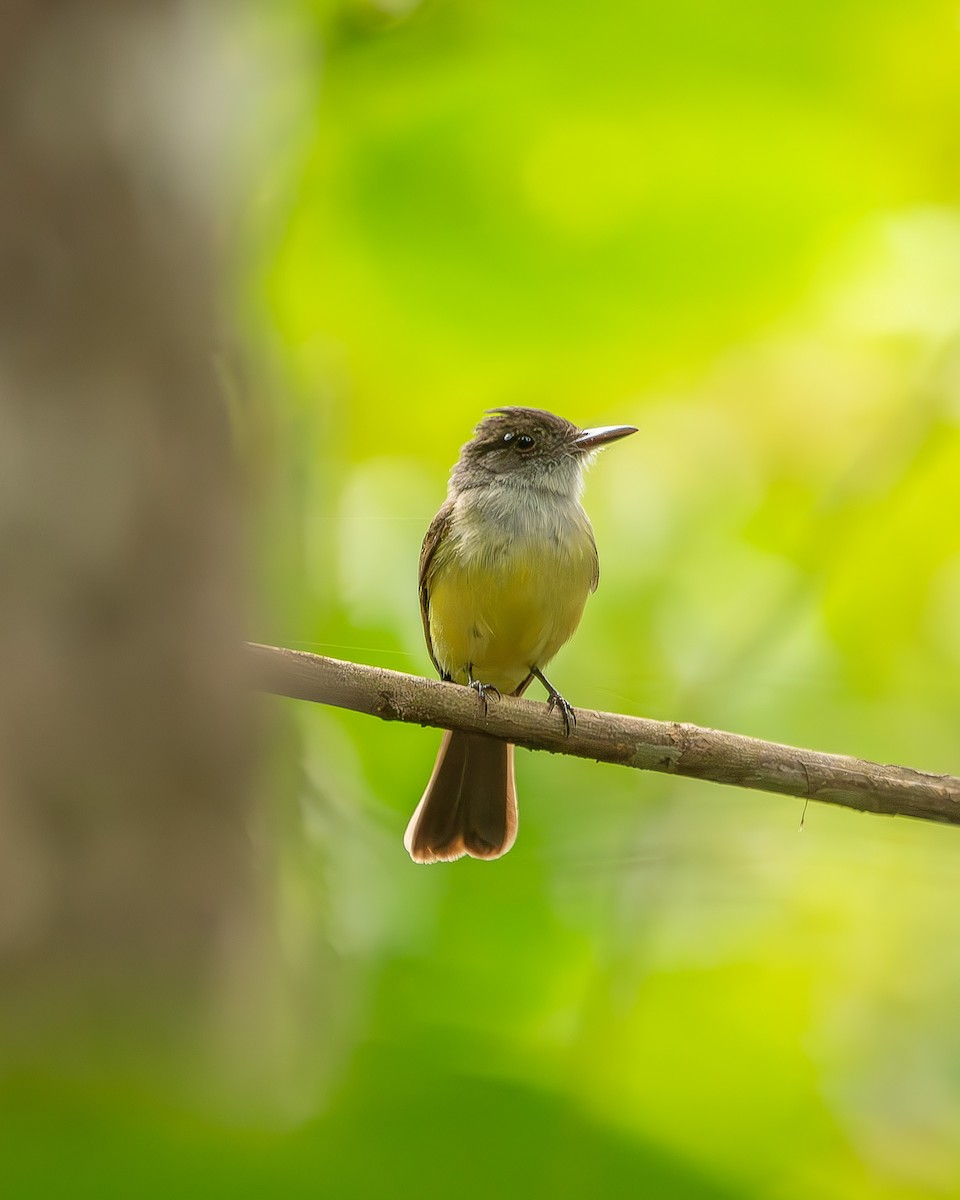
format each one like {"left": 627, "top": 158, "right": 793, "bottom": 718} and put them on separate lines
{"left": 247, "top": 644, "right": 960, "bottom": 827}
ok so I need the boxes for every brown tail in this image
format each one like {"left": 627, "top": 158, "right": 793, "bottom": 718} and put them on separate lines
{"left": 404, "top": 731, "right": 517, "bottom": 863}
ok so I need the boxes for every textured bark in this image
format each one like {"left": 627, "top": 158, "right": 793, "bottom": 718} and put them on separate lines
{"left": 248, "top": 644, "right": 960, "bottom": 827}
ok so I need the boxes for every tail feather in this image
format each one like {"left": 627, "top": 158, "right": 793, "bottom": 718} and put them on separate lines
{"left": 405, "top": 731, "right": 517, "bottom": 863}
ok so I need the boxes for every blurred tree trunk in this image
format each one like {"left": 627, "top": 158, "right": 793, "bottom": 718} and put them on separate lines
{"left": 0, "top": 1, "right": 259, "bottom": 1081}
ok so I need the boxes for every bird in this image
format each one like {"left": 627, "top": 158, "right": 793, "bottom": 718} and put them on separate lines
{"left": 404, "top": 406, "right": 636, "bottom": 863}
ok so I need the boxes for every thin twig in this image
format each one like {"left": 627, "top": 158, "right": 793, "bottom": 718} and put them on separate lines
{"left": 246, "top": 643, "right": 960, "bottom": 827}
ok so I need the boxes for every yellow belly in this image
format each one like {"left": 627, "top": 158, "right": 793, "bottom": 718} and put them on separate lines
{"left": 427, "top": 529, "right": 596, "bottom": 695}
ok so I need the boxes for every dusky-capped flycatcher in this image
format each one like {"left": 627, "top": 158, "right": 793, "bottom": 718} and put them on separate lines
{"left": 404, "top": 407, "right": 636, "bottom": 863}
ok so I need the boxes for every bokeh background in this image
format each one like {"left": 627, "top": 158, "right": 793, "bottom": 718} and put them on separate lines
{"left": 4, "top": 1, "right": 960, "bottom": 1197}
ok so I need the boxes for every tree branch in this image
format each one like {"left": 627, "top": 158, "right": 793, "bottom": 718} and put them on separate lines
{"left": 247, "top": 643, "right": 960, "bottom": 827}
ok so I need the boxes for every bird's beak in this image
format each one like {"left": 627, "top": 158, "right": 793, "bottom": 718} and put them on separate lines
{"left": 574, "top": 424, "right": 638, "bottom": 451}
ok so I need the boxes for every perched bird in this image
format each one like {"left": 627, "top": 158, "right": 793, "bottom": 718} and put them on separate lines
{"left": 405, "top": 407, "right": 636, "bottom": 863}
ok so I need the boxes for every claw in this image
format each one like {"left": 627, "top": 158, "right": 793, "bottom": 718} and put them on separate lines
{"left": 467, "top": 668, "right": 500, "bottom": 716}
{"left": 530, "top": 666, "right": 576, "bottom": 737}
{"left": 546, "top": 690, "right": 577, "bottom": 737}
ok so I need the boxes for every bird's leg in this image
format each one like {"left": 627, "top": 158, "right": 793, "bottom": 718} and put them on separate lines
{"left": 466, "top": 665, "right": 500, "bottom": 716}
{"left": 530, "top": 666, "right": 576, "bottom": 736}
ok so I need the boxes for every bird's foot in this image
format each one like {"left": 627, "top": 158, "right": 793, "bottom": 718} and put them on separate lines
{"left": 467, "top": 670, "right": 501, "bottom": 716}
{"left": 530, "top": 667, "right": 576, "bottom": 736}
{"left": 547, "top": 690, "right": 577, "bottom": 736}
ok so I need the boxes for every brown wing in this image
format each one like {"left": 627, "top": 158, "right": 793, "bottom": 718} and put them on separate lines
{"left": 418, "top": 499, "right": 455, "bottom": 678}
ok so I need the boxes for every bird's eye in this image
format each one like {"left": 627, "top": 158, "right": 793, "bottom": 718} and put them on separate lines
{"left": 516, "top": 434, "right": 535, "bottom": 450}
{"left": 501, "top": 432, "right": 515, "bottom": 444}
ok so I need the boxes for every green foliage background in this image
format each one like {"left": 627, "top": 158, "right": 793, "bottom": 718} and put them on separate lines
{"left": 250, "top": 1, "right": 960, "bottom": 1195}
{"left": 11, "top": 2, "right": 960, "bottom": 1197}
